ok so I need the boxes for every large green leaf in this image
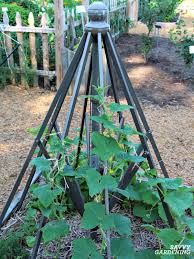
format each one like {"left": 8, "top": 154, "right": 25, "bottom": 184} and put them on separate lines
{"left": 32, "top": 184, "right": 62, "bottom": 208}
{"left": 91, "top": 115, "right": 116, "bottom": 131}
{"left": 108, "top": 103, "right": 134, "bottom": 112}
{"left": 110, "top": 238, "right": 133, "bottom": 257}
{"left": 30, "top": 157, "right": 51, "bottom": 172}
{"left": 133, "top": 204, "right": 159, "bottom": 223}
{"left": 84, "top": 169, "right": 118, "bottom": 197}
{"left": 64, "top": 165, "right": 76, "bottom": 177}
{"left": 81, "top": 202, "right": 131, "bottom": 232}
{"left": 114, "top": 188, "right": 131, "bottom": 199}
{"left": 81, "top": 202, "right": 106, "bottom": 230}
{"left": 126, "top": 155, "right": 145, "bottom": 164}
{"left": 101, "top": 214, "right": 115, "bottom": 231}
{"left": 92, "top": 132, "right": 122, "bottom": 161}
{"left": 139, "top": 191, "right": 160, "bottom": 205}
{"left": 126, "top": 186, "right": 142, "bottom": 201}
{"left": 100, "top": 175, "right": 118, "bottom": 190}
{"left": 72, "top": 238, "right": 103, "bottom": 259}
{"left": 112, "top": 214, "right": 131, "bottom": 236}
{"left": 41, "top": 220, "right": 69, "bottom": 243}
{"left": 84, "top": 169, "right": 102, "bottom": 197}
{"left": 157, "top": 228, "right": 181, "bottom": 248}
{"left": 147, "top": 178, "right": 182, "bottom": 189}
{"left": 164, "top": 190, "right": 193, "bottom": 217}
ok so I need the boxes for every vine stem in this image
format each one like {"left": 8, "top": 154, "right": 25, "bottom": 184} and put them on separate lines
{"left": 104, "top": 160, "right": 111, "bottom": 259}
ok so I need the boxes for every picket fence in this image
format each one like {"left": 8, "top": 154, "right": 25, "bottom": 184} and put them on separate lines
{"left": 0, "top": 1, "right": 128, "bottom": 89}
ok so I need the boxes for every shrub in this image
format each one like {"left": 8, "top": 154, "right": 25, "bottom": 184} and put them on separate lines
{"left": 140, "top": 34, "right": 153, "bottom": 62}
{"left": 0, "top": 2, "right": 40, "bottom": 26}
{"left": 140, "top": 0, "right": 183, "bottom": 35}
{"left": 170, "top": 20, "right": 194, "bottom": 67}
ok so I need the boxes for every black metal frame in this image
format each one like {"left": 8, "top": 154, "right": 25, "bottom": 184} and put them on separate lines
{"left": 0, "top": 16, "right": 175, "bottom": 258}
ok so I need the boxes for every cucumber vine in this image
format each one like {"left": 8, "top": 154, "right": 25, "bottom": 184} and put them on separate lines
{"left": 23, "top": 86, "right": 194, "bottom": 258}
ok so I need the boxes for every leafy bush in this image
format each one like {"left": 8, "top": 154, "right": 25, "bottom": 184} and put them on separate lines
{"left": 170, "top": 20, "right": 194, "bottom": 66}
{"left": 140, "top": 0, "right": 183, "bottom": 35}
{"left": 0, "top": 2, "right": 40, "bottom": 26}
{"left": 140, "top": 34, "right": 153, "bottom": 61}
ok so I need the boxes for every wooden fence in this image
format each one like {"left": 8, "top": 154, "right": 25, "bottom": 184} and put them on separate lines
{"left": 0, "top": 0, "right": 131, "bottom": 90}
{"left": 0, "top": 9, "right": 83, "bottom": 89}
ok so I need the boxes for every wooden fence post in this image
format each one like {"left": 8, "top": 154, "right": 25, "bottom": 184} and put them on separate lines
{"left": 28, "top": 12, "right": 38, "bottom": 87}
{"left": 54, "top": 0, "right": 65, "bottom": 88}
{"left": 41, "top": 13, "right": 50, "bottom": 88}
{"left": 16, "top": 12, "right": 26, "bottom": 86}
{"left": 3, "top": 10, "right": 15, "bottom": 84}
{"left": 127, "top": 0, "right": 139, "bottom": 25}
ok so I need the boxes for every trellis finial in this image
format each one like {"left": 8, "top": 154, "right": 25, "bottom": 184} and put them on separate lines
{"left": 85, "top": 1, "right": 110, "bottom": 33}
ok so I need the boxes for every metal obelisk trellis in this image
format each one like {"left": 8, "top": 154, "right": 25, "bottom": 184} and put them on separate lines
{"left": 0, "top": 2, "right": 175, "bottom": 258}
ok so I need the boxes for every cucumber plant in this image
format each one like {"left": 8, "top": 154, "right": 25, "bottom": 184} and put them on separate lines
{"left": 24, "top": 86, "right": 194, "bottom": 258}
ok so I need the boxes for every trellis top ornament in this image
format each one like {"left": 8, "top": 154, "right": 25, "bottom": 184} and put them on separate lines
{"left": 85, "top": 1, "right": 110, "bottom": 32}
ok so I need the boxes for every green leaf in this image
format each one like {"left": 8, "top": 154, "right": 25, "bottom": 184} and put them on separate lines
{"left": 84, "top": 169, "right": 102, "bottom": 197}
{"left": 148, "top": 178, "right": 182, "bottom": 189}
{"left": 121, "top": 124, "right": 144, "bottom": 136}
{"left": 48, "top": 135, "right": 64, "bottom": 153}
{"left": 41, "top": 220, "right": 69, "bottom": 243}
{"left": 81, "top": 94, "right": 101, "bottom": 102}
{"left": 91, "top": 115, "right": 116, "bottom": 130}
{"left": 164, "top": 190, "right": 193, "bottom": 217}
{"left": 32, "top": 184, "right": 62, "bottom": 208}
{"left": 27, "top": 126, "right": 48, "bottom": 137}
{"left": 92, "top": 132, "right": 122, "bottom": 161}
{"left": 140, "top": 191, "right": 160, "bottom": 205}
{"left": 114, "top": 188, "right": 131, "bottom": 199}
{"left": 81, "top": 202, "right": 105, "bottom": 230}
{"left": 110, "top": 238, "right": 134, "bottom": 257}
{"left": 39, "top": 204, "right": 57, "bottom": 218}
{"left": 100, "top": 175, "right": 118, "bottom": 190}
{"left": 127, "top": 155, "right": 146, "bottom": 164}
{"left": 30, "top": 157, "right": 52, "bottom": 172}
{"left": 26, "top": 236, "right": 35, "bottom": 248}
{"left": 157, "top": 228, "right": 181, "bottom": 248}
{"left": 26, "top": 208, "right": 37, "bottom": 218}
{"left": 112, "top": 214, "right": 131, "bottom": 236}
{"left": 72, "top": 238, "right": 103, "bottom": 259}
{"left": 117, "top": 152, "right": 145, "bottom": 163}
{"left": 125, "top": 186, "right": 141, "bottom": 201}
{"left": 108, "top": 102, "right": 134, "bottom": 112}
{"left": 101, "top": 214, "right": 115, "bottom": 231}
{"left": 133, "top": 204, "right": 159, "bottom": 223}
{"left": 64, "top": 165, "right": 76, "bottom": 176}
